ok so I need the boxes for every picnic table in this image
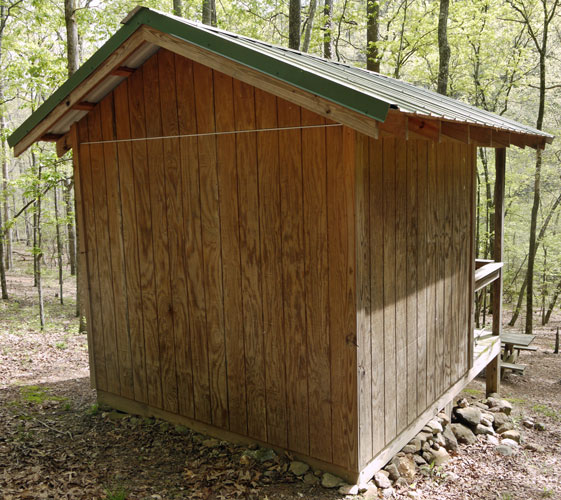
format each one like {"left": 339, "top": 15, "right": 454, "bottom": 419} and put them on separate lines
{"left": 500, "top": 332, "right": 536, "bottom": 375}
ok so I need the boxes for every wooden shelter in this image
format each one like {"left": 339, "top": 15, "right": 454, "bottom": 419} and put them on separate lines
{"left": 9, "top": 7, "right": 553, "bottom": 483}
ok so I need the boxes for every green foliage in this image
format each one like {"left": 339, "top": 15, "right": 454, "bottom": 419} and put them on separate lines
{"left": 104, "top": 484, "right": 129, "bottom": 500}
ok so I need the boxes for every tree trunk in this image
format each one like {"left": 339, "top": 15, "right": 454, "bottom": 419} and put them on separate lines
{"left": 544, "top": 277, "right": 561, "bottom": 325}
{"left": 366, "top": 0, "right": 380, "bottom": 72}
{"left": 64, "top": 0, "right": 79, "bottom": 77}
{"left": 35, "top": 159, "right": 45, "bottom": 329}
{"left": 323, "top": 0, "right": 332, "bottom": 59}
{"left": 437, "top": 0, "right": 450, "bottom": 95}
{"left": 54, "top": 178, "right": 64, "bottom": 305}
{"left": 202, "top": 0, "right": 216, "bottom": 26}
{"left": 289, "top": 0, "right": 301, "bottom": 50}
{"left": 301, "top": 0, "right": 317, "bottom": 53}
{"left": 173, "top": 0, "right": 183, "bottom": 17}
{"left": 0, "top": 82, "right": 11, "bottom": 271}
{"left": 0, "top": 194, "right": 7, "bottom": 299}
{"left": 64, "top": 178, "right": 76, "bottom": 276}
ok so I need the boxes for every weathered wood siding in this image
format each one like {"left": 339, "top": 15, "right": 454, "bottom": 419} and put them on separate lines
{"left": 74, "top": 48, "right": 358, "bottom": 472}
{"left": 356, "top": 136, "right": 475, "bottom": 468}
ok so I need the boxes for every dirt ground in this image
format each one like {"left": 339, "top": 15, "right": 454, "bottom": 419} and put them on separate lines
{"left": 1, "top": 256, "right": 561, "bottom": 499}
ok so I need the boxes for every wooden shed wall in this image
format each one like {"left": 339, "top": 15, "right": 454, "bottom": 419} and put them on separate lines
{"left": 355, "top": 136, "right": 475, "bottom": 469}
{"left": 74, "top": 48, "right": 359, "bottom": 473}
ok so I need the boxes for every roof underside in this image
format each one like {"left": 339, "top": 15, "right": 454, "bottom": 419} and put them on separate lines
{"left": 8, "top": 7, "right": 553, "bottom": 154}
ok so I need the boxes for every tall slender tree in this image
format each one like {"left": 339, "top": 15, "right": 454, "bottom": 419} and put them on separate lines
{"left": 437, "top": 0, "right": 450, "bottom": 95}
{"left": 173, "top": 0, "right": 183, "bottom": 17}
{"left": 289, "top": 0, "right": 301, "bottom": 50}
{"left": 366, "top": 0, "right": 380, "bottom": 72}
{"left": 323, "top": 0, "right": 332, "bottom": 58}
{"left": 302, "top": 0, "right": 317, "bottom": 53}
{"left": 202, "top": 0, "right": 216, "bottom": 26}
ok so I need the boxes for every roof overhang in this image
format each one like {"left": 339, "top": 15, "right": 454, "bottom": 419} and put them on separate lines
{"left": 8, "top": 7, "right": 553, "bottom": 157}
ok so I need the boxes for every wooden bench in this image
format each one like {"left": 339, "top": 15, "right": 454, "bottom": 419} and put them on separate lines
{"left": 513, "top": 345, "right": 537, "bottom": 352}
{"left": 501, "top": 361, "right": 526, "bottom": 374}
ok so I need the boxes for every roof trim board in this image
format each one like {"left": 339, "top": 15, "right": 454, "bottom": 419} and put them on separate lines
{"left": 8, "top": 6, "right": 554, "bottom": 155}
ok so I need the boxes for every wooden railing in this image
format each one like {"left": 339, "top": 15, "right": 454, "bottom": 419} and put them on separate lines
{"left": 474, "top": 259, "right": 503, "bottom": 293}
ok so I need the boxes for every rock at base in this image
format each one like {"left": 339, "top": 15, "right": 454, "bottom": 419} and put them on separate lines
{"left": 303, "top": 473, "right": 319, "bottom": 485}
{"left": 486, "top": 397, "right": 513, "bottom": 415}
{"left": 289, "top": 461, "right": 309, "bottom": 476}
{"left": 456, "top": 407, "right": 482, "bottom": 426}
{"left": 431, "top": 446, "right": 451, "bottom": 466}
{"left": 442, "top": 425, "right": 458, "bottom": 452}
{"left": 501, "top": 438, "right": 519, "bottom": 448}
{"left": 321, "top": 472, "right": 343, "bottom": 488}
{"left": 384, "top": 463, "right": 400, "bottom": 482}
{"left": 338, "top": 484, "right": 359, "bottom": 495}
{"left": 374, "top": 471, "right": 392, "bottom": 489}
{"left": 495, "top": 444, "right": 515, "bottom": 456}
{"left": 501, "top": 430, "right": 520, "bottom": 443}
{"left": 396, "top": 455, "right": 416, "bottom": 481}
{"left": 451, "top": 423, "right": 477, "bottom": 445}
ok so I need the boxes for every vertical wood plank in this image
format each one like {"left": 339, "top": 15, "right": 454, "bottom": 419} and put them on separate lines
{"left": 233, "top": 79, "right": 267, "bottom": 441}
{"left": 193, "top": 61, "right": 229, "bottom": 428}
{"left": 468, "top": 146, "right": 476, "bottom": 372}
{"left": 143, "top": 53, "right": 178, "bottom": 414}
{"left": 301, "top": 108, "right": 331, "bottom": 462}
{"left": 356, "top": 132, "right": 372, "bottom": 467}
{"left": 395, "top": 140, "right": 407, "bottom": 432}
{"left": 175, "top": 54, "right": 212, "bottom": 423}
{"left": 443, "top": 143, "right": 453, "bottom": 390}
{"left": 255, "top": 88, "right": 287, "bottom": 448}
{"left": 451, "top": 143, "right": 461, "bottom": 381}
{"left": 158, "top": 49, "right": 194, "bottom": 417}
{"left": 214, "top": 70, "right": 247, "bottom": 434}
{"left": 328, "top": 126, "right": 357, "bottom": 471}
{"left": 127, "top": 66, "right": 162, "bottom": 408}
{"left": 99, "top": 93, "right": 134, "bottom": 400}
{"left": 435, "top": 144, "right": 445, "bottom": 398}
{"left": 113, "top": 80, "right": 148, "bottom": 404}
{"left": 369, "top": 137, "right": 385, "bottom": 454}
{"left": 383, "top": 138, "right": 397, "bottom": 442}
{"left": 406, "top": 140, "right": 418, "bottom": 424}
{"left": 426, "top": 141, "right": 437, "bottom": 405}
{"left": 87, "top": 106, "right": 120, "bottom": 396}
{"left": 416, "top": 140, "right": 428, "bottom": 413}
{"left": 277, "top": 98, "right": 309, "bottom": 456}
{"left": 73, "top": 121, "right": 102, "bottom": 390}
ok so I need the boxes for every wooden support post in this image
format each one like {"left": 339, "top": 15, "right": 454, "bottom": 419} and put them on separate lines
{"left": 487, "top": 147, "right": 505, "bottom": 396}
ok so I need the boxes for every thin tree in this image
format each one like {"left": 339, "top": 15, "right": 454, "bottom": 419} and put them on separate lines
{"left": 366, "top": 0, "right": 380, "bottom": 72}
{"left": 202, "top": 0, "right": 216, "bottom": 26}
{"left": 437, "top": 0, "right": 450, "bottom": 95}
{"left": 31, "top": 151, "right": 45, "bottom": 328}
{"left": 507, "top": 0, "right": 559, "bottom": 334}
{"left": 302, "top": 0, "right": 317, "bottom": 52}
{"left": 323, "top": 0, "right": 332, "bottom": 58}
{"left": 0, "top": 187, "right": 7, "bottom": 299}
{"left": 289, "top": 0, "right": 301, "bottom": 50}
{"left": 173, "top": 0, "right": 183, "bottom": 17}
{"left": 65, "top": 0, "right": 84, "bottom": 327}
{"left": 54, "top": 173, "right": 64, "bottom": 304}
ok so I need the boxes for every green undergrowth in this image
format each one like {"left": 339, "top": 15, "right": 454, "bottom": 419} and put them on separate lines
{"left": 533, "top": 404, "right": 561, "bottom": 421}
{"left": 19, "top": 385, "right": 67, "bottom": 404}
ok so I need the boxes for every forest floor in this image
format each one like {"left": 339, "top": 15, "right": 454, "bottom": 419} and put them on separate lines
{"left": 1, "top": 254, "right": 561, "bottom": 499}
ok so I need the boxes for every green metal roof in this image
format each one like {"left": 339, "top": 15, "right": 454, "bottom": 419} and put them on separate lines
{"left": 8, "top": 6, "right": 553, "bottom": 150}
